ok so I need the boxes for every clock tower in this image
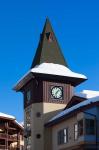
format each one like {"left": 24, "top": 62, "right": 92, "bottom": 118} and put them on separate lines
{"left": 14, "top": 18, "right": 86, "bottom": 150}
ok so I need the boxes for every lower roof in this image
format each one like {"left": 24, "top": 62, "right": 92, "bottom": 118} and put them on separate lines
{"left": 0, "top": 112, "right": 23, "bottom": 129}
{"left": 45, "top": 95, "right": 99, "bottom": 127}
{"left": 0, "top": 112, "right": 15, "bottom": 120}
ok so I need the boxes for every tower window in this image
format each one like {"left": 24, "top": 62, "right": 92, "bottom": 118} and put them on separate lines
{"left": 46, "top": 32, "right": 53, "bottom": 42}
{"left": 26, "top": 90, "right": 31, "bottom": 102}
{"left": 26, "top": 110, "right": 31, "bottom": 129}
{"left": 26, "top": 136, "right": 31, "bottom": 150}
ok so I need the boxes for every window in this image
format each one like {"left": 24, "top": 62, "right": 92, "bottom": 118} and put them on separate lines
{"left": 26, "top": 110, "right": 31, "bottom": 129}
{"left": 74, "top": 124, "right": 78, "bottom": 140}
{"left": 46, "top": 32, "right": 53, "bottom": 42}
{"left": 26, "top": 136, "right": 31, "bottom": 150}
{"left": 85, "top": 119, "right": 95, "bottom": 135}
{"left": 58, "top": 128, "right": 68, "bottom": 145}
{"left": 78, "top": 120, "right": 83, "bottom": 136}
{"left": 26, "top": 90, "right": 31, "bottom": 102}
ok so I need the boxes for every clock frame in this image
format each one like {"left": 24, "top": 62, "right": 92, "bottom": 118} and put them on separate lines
{"left": 51, "top": 86, "right": 63, "bottom": 100}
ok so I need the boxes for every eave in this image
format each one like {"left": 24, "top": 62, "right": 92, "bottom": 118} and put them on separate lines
{"left": 13, "top": 72, "right": 87, "bottom": 92}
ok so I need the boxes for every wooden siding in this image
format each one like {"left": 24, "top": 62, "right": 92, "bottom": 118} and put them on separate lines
{"left": 24, "top": 78, "right": 74, "bottom": 108}
{"left": 43, "top": 81, "right": 74, "bottom": 104}
{"left": 24, "top": 78, "right": 43, "bottom": 108}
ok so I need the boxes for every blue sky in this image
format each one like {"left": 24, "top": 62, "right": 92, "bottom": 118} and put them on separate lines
{"left": 0, "top": 0, "right": 99, "bottom": 122}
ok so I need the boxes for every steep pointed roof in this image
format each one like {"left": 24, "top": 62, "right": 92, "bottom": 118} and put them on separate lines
{"left": 31, "top": 18, "right": 68, "bottom": 68}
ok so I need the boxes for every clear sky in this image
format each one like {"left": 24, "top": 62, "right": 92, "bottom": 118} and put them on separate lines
{"left": 0, "top": 0, "right": 99, "bottom": 122}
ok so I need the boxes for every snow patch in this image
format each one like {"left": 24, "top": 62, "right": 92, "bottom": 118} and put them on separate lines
{"left": 31, "top": 63, "right": 87, "bottom": 79}
{"left": 76, "top": 90, "right": 99, "bottom": 99}
{"left": 15, "top": 120, "right": 24, "bottom": 128}
{"left": 0, "top": 112, "right": 15, "bottom": 119}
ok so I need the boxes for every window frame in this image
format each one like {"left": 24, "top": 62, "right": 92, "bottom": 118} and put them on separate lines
{"left": 78, "top": 119, "right": 84, "bottom": 137}
{"left": 26, "top": 136, "right": 31, "bottom": 150}
{"left": 57, "top": 128, "right": 68, "bottom": 145}
{"left": 26, "top": 90, "right": 31, "bottom": 102}
{"left": 74, "top": 123, "right": 78, "bottom": 140}
{"left": 85, "top": 118, "right": 95, "bottom": 135}
{"left": 26, "top": 110, "right": 31, "bottom": 129}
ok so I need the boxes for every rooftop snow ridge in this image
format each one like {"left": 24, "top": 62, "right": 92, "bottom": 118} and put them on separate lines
{"left": 76, "top": 90, "right": 99, "bottom": 99}
{"left": 31, "top": 63, "right": 87, "bottom": 79}
{"left": 0, "top": 112, "right": 15, "bottom": 119}
{"left": 15, "top": 120, "right": 24, "bottom": 128}
{"left": 0, "top": 112, "right": 24, "bottom": 129}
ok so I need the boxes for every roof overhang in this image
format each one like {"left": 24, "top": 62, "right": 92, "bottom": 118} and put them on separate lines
{"left": 13, "top": 72, "right": 87, "bottom": 92}
{"left": 65, "top": 95, "right": 87, "bottom": 109}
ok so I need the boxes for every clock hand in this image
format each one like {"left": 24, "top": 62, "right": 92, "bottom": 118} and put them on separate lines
{"left": 55, "top": 89, "right": 61, "bottom": 96}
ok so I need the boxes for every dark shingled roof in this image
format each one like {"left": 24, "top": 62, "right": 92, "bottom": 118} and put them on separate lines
{"left": 31, "top": 18, "right": 68, "bottom": 68}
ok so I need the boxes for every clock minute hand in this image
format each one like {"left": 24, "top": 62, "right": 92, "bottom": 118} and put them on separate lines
{"left": 55, "top": 89, "right": 60, "bottom": 96}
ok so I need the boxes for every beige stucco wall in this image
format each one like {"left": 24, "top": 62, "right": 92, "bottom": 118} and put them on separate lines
{"left": 52, "top": 112, "right": 85, "bottom": 150}
{"left": 24, "top": 102, "right": 66, "bottom": 150}
{"left": 43, "top": 103, "right": 66, "bottom": 122}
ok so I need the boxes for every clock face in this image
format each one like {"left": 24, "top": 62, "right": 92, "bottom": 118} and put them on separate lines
{"left": 51, "top": 86, "right": 63, "bottom": 100}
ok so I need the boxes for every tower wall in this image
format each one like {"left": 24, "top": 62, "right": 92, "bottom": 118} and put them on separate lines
{"left": 24, "top": 102, "right": 66, "bottom": 150}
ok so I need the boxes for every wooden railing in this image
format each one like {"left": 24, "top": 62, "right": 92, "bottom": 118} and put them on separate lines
{"left": 0, "top": 145, "right": 21, "bottom": 150}
{"left": 0, "top": 124, "right": 17, "bottom": 130}
{"left": 0, "top": 133, "right": 7, "bottom": 138}
{"left": 8, "top": 134, "right": 17, "bottom": 141}
{"left": 0, "top": 133, "right": 17, "bottom": 141}
{"left": 0, "top": 145, "right": 5, "bottom": 149}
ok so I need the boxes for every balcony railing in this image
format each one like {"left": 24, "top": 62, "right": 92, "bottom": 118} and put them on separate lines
{"left": 0, "top": 145, "right": 21, "bottom": 150}
{"left": 0, "top": 124, "right": 18, "bottom": 130}
{"left": 0, "top": 145, "right": 5, "bottom": 149}
{"left": 0, "top": 133, "right": 17, "bottom": 141}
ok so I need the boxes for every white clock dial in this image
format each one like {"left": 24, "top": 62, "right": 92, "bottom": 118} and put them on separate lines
{"left": 51, "top": 86, "right": 63, "bottom": 99}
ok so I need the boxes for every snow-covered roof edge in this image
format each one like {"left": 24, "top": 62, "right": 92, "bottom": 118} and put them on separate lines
{"left": 76, "top": 90, "right": 99, "bottom": 99}
{"left": 31, "top": 63, "right": 87, "bottom": 79}
{"left": 0, "top": 112, "right": 24, "bottom": 129}
{"left": 0, "top": 112, "right": 15, "bottom": 120}
{"left": 15, "top": 120, "right": 24, "bottom": 129}
{"left": 14, "top": 63, "right": 87, "bottom": 91}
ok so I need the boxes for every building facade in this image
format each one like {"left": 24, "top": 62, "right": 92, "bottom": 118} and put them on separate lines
{"left": 0, "top": 112, "right": 24, "bottom": 150}
{"left": 46, "top": 98, "right": 99, "bottom": 150}
{"left": 14, "top": 18, "right": 99, "bottom": 150}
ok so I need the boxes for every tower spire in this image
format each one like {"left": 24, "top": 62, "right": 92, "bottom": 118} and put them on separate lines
{"left": 31, "top": 18, "right": 68, "bottom": 68}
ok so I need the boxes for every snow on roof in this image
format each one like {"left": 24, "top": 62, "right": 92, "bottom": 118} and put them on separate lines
{"left": 0, "top": 112, "right": 15, "bottom": 119}
{"left": 14, "top": 63, "right": 87, "bottom": 91}
{"left": 76, "top": 90, "right": 99, "bottom": 99}
{"left": 15, "top": 120, "right": 24, "bottom": 129}
{"left": 31, "top": 63, "right": 87, "bottom": 79}
{"left": 19, "top": 121, "right": 24, "bottom": 126}
{"left": 48, "top": 96, "right": 99, "bottom": 123}
{"left": 0, "top": 112, "right": 24, "bottom": 129}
